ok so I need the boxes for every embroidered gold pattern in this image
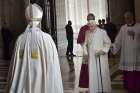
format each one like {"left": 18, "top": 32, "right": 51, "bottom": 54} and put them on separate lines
{"left": 19, "top": 49, "right": 24, "bottom": 59}
{"left": 31, "top": 50, "right": 38, "bottom": 59}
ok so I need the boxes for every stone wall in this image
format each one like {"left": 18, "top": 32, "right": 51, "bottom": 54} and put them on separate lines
{"left": 0, "top": 0, "right": 26, "bottom": 58}
{"left": 135, "top": 0, "right": 140, "bottom": 22}
{"left": 109, "top": 0, "right": 134, "bottom": 25}
{"left": 0, "top": 0, "right": 26, "bottom": 35}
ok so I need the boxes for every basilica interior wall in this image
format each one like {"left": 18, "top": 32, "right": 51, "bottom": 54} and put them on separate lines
{"left": 135, "top": 0, "right": 140, "bottom": 22}
{"left": 109, "top": 0, "right": 134, "bottom": 26}
{"left": 0, "top": 0, "right": 140, "bottom": 58}
{"left": 0, "top": 0, "right": 26, "bottom": 58}
{"left": 56, "top": 0, "right": 89, "bottom": 51}
{"left": 56, "top": 0, "right": 140, "bottom": 53}
{"left": 0, "top": 0, "right": 26, "bottom": 36}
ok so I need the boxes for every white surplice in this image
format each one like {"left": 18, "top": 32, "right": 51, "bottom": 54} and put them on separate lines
{"left": 7, "top": 23, "right": 64, "bottom": 93}
{"left": 83, "top": 27, "right": 111, "bottom": 93}
{"left": 112, "top": 23, "right": 140, "bottom": 71}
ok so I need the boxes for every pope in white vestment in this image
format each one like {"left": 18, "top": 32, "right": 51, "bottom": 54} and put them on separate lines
{"left": 83, "top": 20, "right": 111, "bottom": 93}
{"left": 7, "top": 3, "right": 64, "bottom": 93}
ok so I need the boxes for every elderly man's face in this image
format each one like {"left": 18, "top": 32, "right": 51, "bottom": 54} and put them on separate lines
{"left": 88, "top": 20, "right": 97, "bottom": 31}
{"left": 125, "top": 16, "right": 134, "bottom": 24}
{"left": 89, "top": 24, "right": 96, "bottom": 30}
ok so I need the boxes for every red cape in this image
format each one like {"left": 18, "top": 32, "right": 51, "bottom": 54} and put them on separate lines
{"left": 77, "top": 25, "right": 89, "bottom": 44}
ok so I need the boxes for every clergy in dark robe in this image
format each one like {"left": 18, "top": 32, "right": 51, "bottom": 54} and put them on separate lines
{"left": 1, "top": 22, "right": 12, "bottom": 60}
{"left": 65, "top": 20, "right": 75, "bottom": 56}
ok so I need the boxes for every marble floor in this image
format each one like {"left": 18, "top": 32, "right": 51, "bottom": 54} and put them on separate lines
{"left": 0, "top": 39, "right": 129, "bottom": 93}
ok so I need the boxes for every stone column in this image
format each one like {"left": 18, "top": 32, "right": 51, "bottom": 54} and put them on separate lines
{"left": 65, "top": 0, "right": 88, "bottom": 32}
{"left": 0, "top": 0, "right": 4, "bottom": 58}
{"left": 56, "top": 0, "right": 67, "bottom": 49}
{"left": 135, "top": 0, "right": 140, "bottom": 22}
{"left": 88, "top": 0, "right": 108, "bottom": 21}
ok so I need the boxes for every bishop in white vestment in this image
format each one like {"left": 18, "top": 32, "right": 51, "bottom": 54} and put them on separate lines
{"left": 7, "top": 3, "right": 64, "bottom": 93}
{"left": 83, "top": 20, "right": 111, "bottom": 93}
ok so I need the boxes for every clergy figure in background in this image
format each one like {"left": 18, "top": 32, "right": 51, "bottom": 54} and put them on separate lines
{"left": 83, "top": 15, "right": 111, "bottom": 93}
{"left": 7, "top": 3, "right": 63, "bottom": 93}
{"left": 77, "top": 13, "right": 94, "bottom": 92}
{"left": 65, "top": 20, "right": 75, "bottom": 56}
{"left": 111, "top": 12, "right": 140, "bottom": 93}
{"left": 1, "top": 22, "right": 12, "bottom": 60}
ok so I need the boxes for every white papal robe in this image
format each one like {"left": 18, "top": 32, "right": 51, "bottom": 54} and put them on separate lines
{"left": 7, "top": 24, "right": 64, "bottom": 93}
{"left": 83, "top": 27, "right": 111, "bottom": 93}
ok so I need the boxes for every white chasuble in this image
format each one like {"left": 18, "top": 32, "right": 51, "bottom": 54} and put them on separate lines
{"left": 7, "top": 24, "right": 64, "bottom": 93}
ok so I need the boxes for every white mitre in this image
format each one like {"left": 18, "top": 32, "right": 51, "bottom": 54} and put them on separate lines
{"left": 25, "top": 3, "right": 43, "bottom": 26}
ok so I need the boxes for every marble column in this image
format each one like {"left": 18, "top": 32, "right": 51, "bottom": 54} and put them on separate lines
{"left": 65, "top": 0, "right": 89, "bottom": 32}
{"left": 56, "top": 0, "right": 67, "bottom": 49}
{"left": 88, "top": 0, "right": 108, "bottom": 21}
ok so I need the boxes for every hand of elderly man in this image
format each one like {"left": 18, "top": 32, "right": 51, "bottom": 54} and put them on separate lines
{"left": 95, "top": 50, "right": 105, "bottom": 56}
